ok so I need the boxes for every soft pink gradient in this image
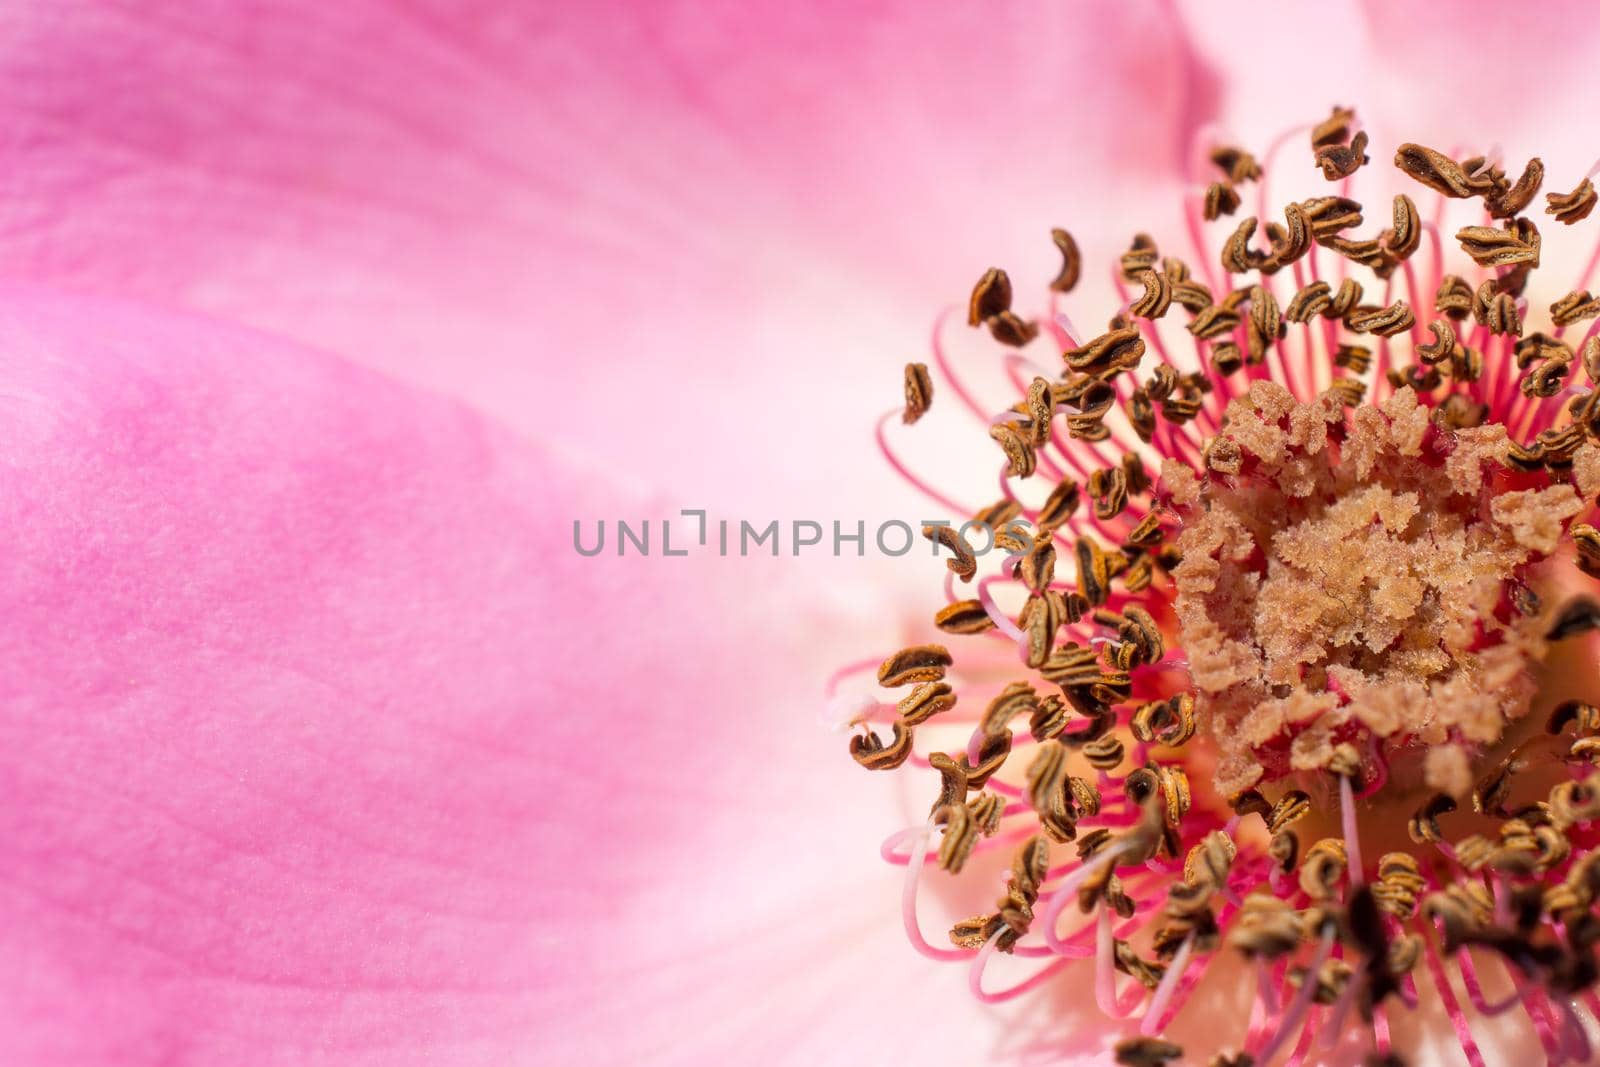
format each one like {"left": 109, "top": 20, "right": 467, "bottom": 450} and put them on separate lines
{"left": 7, "top": 2, "right": 1600, "bottom": 1066}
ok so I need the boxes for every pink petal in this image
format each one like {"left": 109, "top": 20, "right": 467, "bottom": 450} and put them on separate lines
{"left": 0, "top": 1, "right": 1216, "bottom": 492}
{"left": 0, "top": 287, "right": 971, "bottom": 1064}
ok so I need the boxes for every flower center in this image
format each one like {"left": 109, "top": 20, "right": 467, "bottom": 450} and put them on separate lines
{"left": 1168, "top": 380, "right": 1585, "bottom": 801}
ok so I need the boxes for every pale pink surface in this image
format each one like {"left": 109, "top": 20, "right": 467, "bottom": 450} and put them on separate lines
{"left": 7, "top": 3, "right": 1600, "bottom": 1066}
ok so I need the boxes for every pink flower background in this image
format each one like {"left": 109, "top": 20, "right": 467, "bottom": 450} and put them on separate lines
{"left": 4, "top": 2, "right": 1600, "bottom": 1064}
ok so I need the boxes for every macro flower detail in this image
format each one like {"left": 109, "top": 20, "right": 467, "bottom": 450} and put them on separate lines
{"left": 844, "top": 107, "right": 1600, "bottom": 1065}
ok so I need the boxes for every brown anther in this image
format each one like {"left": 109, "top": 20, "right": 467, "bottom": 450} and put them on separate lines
{"left": 922, "top": 522, "right": 979, "bottom": 581}
{"left": 1114, "top": 938, "right": 1169, "bottom": 990}
{"left": 902, "top": 362, "right": 933, "bottom": 425}
{"left": 1019, "top": 597, "right": 1056, "bottom": 669}
{"left": 1023, "top": 376, "right": 1054, "bottom": 445}
{"left": 1025, "top": 740, "right": 1077, "bottom": 842}
{"left": 1298, "top": 837, "right": 1348, "bottom": 899}
{"left": 934, "top": 598, "right": 996, "bottom": 636}
{"left": 1311, "top": 106, "right": 1357, "bottom": 149}
{"left": 1516, "top": 332, "right": 1573, "bottom": 369}
{"left": 1523, "top": 358, "right": 1572, "bottom": 399}
{"left": 1548, "top": 596, "right": 1600, "bottom": 640}
{"left": 1221, "top": 217, "right": 1265, "bottom": 274}
{"left": 1506, "top": 439, "right": 1547, "bottom": 471}
{"left": 927, "top": 751, "right": 969, "bottom": 813}
{"left": 1116, "top": 1037, "right": 1183, "bottom": 1067}
{"left": 1487, "top": 157, "right": 1544, "bottom": 218}
{"left": 1205, "top": 341, "right": 1241, "bottom": 377}
{"left": 898, "top": 681, "right": 957, "bottom": 726}
{"left": 1028, "top": 693, "right": 1069, "bottom": 742}
{"left": 1246, "top": 286, "right": 1282, "bottom": 364}
{"left": 1145, "top": 363, "right": 1180, "bottom": 403}
{"left": 1029, "top": 482, "right": 1082, "bottom": 540}
{"left": 1548, "top": 178, "right": 1598, "bottom": 225}
{"left": 1385, "top": 936, "right": 1423, "bottom": 981}
{"left": 1408, "top": 793, "right": 1456, "bottom": 844}
{"left": 1017, "top": 534, "right": 1056, "bottom": 592}
{"left": 1120, "top": 233, "right": 1160, "bottom": 282}
{"left": 1395, "top": 143, "right": 1478, "bottom": 198}
{"left": 1432, "top": 393, "right": 1487, "bottom": 431}
{"left": 948, "top": 914, "right": 999, "bottom": 950}
{"left": 1123, "top": 511, "right": 1164, "bottom": 551}
{"left": 1371, "top": 852, "right": 1426, "bottom": 919}
{"left": 850, "top": 721, "right": 914, "bottom": 770}
{"left": 1230, "top": 893, "right": 1303, "bottom": 957}
{"left": 1553, "top": 290, "right": 1600, "bottom": 328}
{"left": 1302, "top": 196, "right": 1364, "bottom": 243}
{"left": 961, "top": 730, "right": 1012, "bottom": 790}
{"left": 1122, "top": 553, "right": 1155, "bottom": 594}
{"left": 1065, "top": 325, "right": 1145, "bottom": 376}
{"left": 1315, "top": 130, "right": 1369, "bottom": 181}
{"left": 980, "top": 681, "right": 1037, "bottom": 738}
{"left": 1454, "top": 833, "right": 1496, "bottom": 872}
{"left": 1075, "top": 536, "right": 1112, "bottom": 606}
{"left": 1188, "top": 304, "right": 1240, "bottom": 341}
{"left": 1086, "top": 467, "right": 1129, "bottom": 521}
{"left": 1172, "top": 279, "right": 1215, "bottom": 313}
{"left": 1082, "top": 733, "right": 1125, "bottom": 771}
{"left": 1183, "top": 831, "right": 1237, "bottom": 889}
{"left": 1285, "top": 281, "right": 1332, "bottom": 322}
{"left": 986, "top": 310, "right": 1039, "bottom": 347}
{"left": 934, "top": 801, "right": 979, "bottom": 873}
{"left": 1266, "top": 202, "right": 1312, "bottom": 270}
{"left": 1205, "top": 435, "right": 1243, "bottom": 476}
{"left": 1211, "top": 144, "right": 1262, "bottom": 184}
{"left": 1550, "top": 773, "right": 1600, "bottom": 828}
{"left": 988, "top": 421, "right": 1037, "bottom": 479}
{"left": 1571, "top": 525, "right": 1600, "bottom": 578}
{"left": 1533, "top": 824, "right": 1571, "bottom": 871}
{"left": 968, "top": 267, "right": 1013, "bottom": 326}
{"left": 1347, "top": 299, "right": 1415, "bottom": 337}
{"left": 1268, "top": 790, "right": 1311, "bottom": 834}
{"left": 1327, "top": 378, "right": 1367, "bottom": 406}
{"left": 1122, "top": 453, "right": 1150, "bottom": 494}
{"left": 1475, "top": 280, "right": 1523, "bottom": 336}
{"left": 1327, "top": 742, "right": 1363, "bottom": 780}
{"left": 1132, "top": 693, "right": 1197, "bottom": 750}
{"left": 1130, "top": 269, "right": 1172, "bottom": 319}
{"left": 878, "top": 644, "right": 952, "bottom": 687}
{"left": 1209, "top": 1053, "right": 1256, "bottom": 1067}
{"left": 1050, "top": 228, "right": 1082, "bottom": 293}
{"left": 1458, "top": 220, "right": 1541, "bottom": 268}
{"left": 1327, "top": 277, "right": 1363, "bottom": 319}
{"left": 1436, "top": 274, "right": 1474, "bottom": 319}
{"left": 1292, "top": 958, "right": 1353, "bottom": 1006}
{"left": 1386, "top": 193, "right": 1422, "bottom": 260}
{"left": 1327, "top": 235, "right": 1394, "bottom": 276}
{"left": 1334, "top": 344, "right": 1372, "bottom": 374}
{"left": 1204, "top": 180, "right": 1240, "bottom": 220}
{"left": 1227, "top": 789, "right": 1269, "bottom": 822}
{"left": 1416, "top": 320, "right": 1456, "bottom": 365}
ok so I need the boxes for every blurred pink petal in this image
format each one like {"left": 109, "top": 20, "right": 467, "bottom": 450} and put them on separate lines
{"left": 0, "top": 0, "right": 1216, "bottom": 498}
{"left": 0, "top": 286, "right": 970, "bottom": 1064}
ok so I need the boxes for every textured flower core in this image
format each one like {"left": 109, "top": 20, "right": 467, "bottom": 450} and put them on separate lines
{"left": 1169, "top": 382, "right": 1580, "bottom": 801}
{"left": 846, "top": 105, "right": 1600, "bottom": 1067}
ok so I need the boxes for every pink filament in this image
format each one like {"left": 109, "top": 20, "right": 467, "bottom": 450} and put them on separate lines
{"left": 1339, "top": 774, "right": 1364, "bottom": 885}
{"left": 875, "top": 409, "right": 970, "bottom": 515}
{"left": 900, "top": 824, "right": 976, "bottom": 962}
{"left": 1251, "top": 926, "right": 1334, "bottom": 1066}
{"left": 1094, "top": 906, "right": 1148, "bottom": 1018}
{"left": 1139, "top": 932, "right": 1195, "bottom": 1035}
{"left": 1420, "top": 925, "right": 1488, "bottom": 1067}
{"left": 968, "top": 935, "right": 1073, "bottom": 1004}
